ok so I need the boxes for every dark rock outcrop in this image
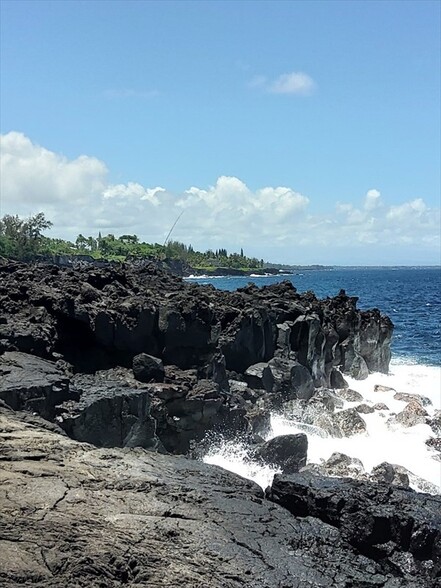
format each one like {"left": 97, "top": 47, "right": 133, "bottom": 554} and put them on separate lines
{"left": 252, "top": 433, "right": 308, "bottom": 474}
{"left": 268, "top": 472, "right": 441, "bottom": 587}
{"left": 0, "top": 260, "right": 393, "bottom": 384}
{"left": 0, "top": 351, "right": 74, "bottom": 420}
{"left": 0, "top": 261, "right": 394, "bottom": 457}
{"left": 58, "top": 373, "right": 158, "bottom": 449}
{"left": 1, "top": 260, "right": 439, "bottom": 588}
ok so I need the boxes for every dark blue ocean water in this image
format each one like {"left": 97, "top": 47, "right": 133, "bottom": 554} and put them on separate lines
{"left": 188, "top": 268, "right": 441, "bottom": 366}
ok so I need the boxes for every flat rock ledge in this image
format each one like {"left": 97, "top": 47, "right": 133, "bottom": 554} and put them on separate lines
{"left": 1, "top": 405, "right": 440, "bottom": 588}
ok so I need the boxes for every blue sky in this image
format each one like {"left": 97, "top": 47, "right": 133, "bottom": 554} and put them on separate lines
{"left": 0, "top": 0, "right": 440, "bottom": 265}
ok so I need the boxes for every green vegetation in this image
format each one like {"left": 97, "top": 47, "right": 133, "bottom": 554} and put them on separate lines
{"left": 0, "top": 213, "right": 53, "bottom": 260}
{"left": 0, "top": 212, "right": 265, "bottom": 271}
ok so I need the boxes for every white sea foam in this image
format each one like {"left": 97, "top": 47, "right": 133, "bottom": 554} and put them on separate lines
{"left": 204, "top": 360, "right": 441, "bottom": 493}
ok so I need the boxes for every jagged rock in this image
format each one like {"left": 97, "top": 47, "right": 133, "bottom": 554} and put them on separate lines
{"left": 57, "top": 374, "right": 158, "bottom": 450}
{"left": 309, "top": 388, "right": 344, "bottom": 411}
{"left": 373, "top": 402, "right": 389, "bottom": 410}
{"left": 0, "top": 262, "right": 393, "bottom": 387}
{"left": 335, "top": 387, "right": 364, "bottom": 402}
{"left": 428, "top": 411, "right": 441, "bottom": 435}
{"left": 426, "top": 437, "right": 441, "bottom": 452}
{"left": 374, "top": 384, "right": 396, "bottom": 393}
{"left": 324, "top": 452, "right": 366, "bottom": 477}
{"left": 150, "top": 379, "right": 248, "bottom": 454}
{"left": 330, "top": 368, "right": 348, "bottom": 389}
{"left": 0, "top": 351, "right": 74, "bottom": 420}
{"left": 347, "top": 353, "right": 369, "bottom": 380}
{"left": 355, "top": 403, "right": 375, "bottom": 414}
{"left": 333, "top": 408, "right": 367, "bottom": 436}
{"left": 395, "top": 401, "right": 429, "bottom": 428}
{"left": 282, "top": 389, "right": 347, "bottom": 437}
{"left": 302, "top": 452, "right": 367, "bottom": 480}
{"left": 370, "top": 462, "right": 410, "bottom": 487}
{"left": 252, "top": 433, "right": 308, "bottom": 474}
{"left": 206, "top": 351, "right": 229, "bottom": 390}
{"left": 267, "top": 472, "right": 441, "bottom": 586}
{"left": 268, "top": 357, "right": 314, "bottom": 402}
{"left": 245, "top": 407, "right": 272, "bottom": 438}
{"left": 132, "top": 352, "right": 164, "bottom": 383}
{"left": 244, "top": 362, "right": 274, "bottom": 391}
{"left": 394, "top": 392, "right": 432, "bottom": 407}
{"left": 275, "top": 320, "right": 293, "bottom": 357}
{"left": 324, "top": 452, "right": 365, "bottom": 475}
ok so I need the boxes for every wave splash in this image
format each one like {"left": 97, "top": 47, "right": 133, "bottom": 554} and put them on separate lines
{"left": 204, "top": 360, "right": 441, "bottom": 493}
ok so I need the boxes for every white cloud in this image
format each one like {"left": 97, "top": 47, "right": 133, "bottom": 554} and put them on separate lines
{"left": 268, "top": 72, "right": 316, "bottom": 95}
{"left": 364, "top": 188, "right": 381, "bottom": 210}
{"left": 249, "top": 71, "right": 316, "bottom": 96}
{"left": 387, "top": 198, "right": 427, "bottom": 220}
{"left": 0, "top": 132, "right": 439, "bottom": 263}
{"left": 0, "top": 132, "right": 108, "bottom": 212}
{"left": 103, "top": 183, "right": 166, "bottom": 206}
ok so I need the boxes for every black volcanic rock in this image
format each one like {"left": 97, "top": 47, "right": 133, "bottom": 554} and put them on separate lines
{"left": 58, "top": 373, "right": 158, "bottom": 449}
{"left": 252, "top": 433, "right": 308, "bottom": 474}
{"left": 132, "top": 352, "right": 164, "bottom": 383}
{"left": 267, "top": 472, "right": 441, "bottom": 586}
{"left": 0, "top": 351, "right": 74, "bottom": 420}
{"left": 1, "top": 405, "right": 440, "bottom": 588}
{"left": 0, "top": 261, "right": 393, "bottom": 384}
{"left": 1, "top": 260, "right": 439, "bottom": 588}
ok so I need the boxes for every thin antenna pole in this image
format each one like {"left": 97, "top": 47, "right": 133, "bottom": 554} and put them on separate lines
{"left": 163, "top": 211, "right": 184, "bottom": 248}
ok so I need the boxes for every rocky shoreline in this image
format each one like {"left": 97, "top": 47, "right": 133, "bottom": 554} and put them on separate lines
{"left": 0, "top": 259, "right": 440, "bottom": 587}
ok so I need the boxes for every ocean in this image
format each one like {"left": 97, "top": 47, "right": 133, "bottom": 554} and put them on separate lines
{"left": 187, "top": 267, "right": 441, "bottom": 493}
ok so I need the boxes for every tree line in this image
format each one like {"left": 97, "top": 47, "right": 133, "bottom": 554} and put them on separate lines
{"left": 0, "top": 212, "right": 264, "bottom": 270}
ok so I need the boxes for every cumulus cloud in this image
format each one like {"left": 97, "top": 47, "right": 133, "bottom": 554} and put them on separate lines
{"left": 387, "top": 198, "right": 427, "bottom": 220}
{"left": 364, "top": 188, "right": 382, "bottom": 210}
{"left": 103, "top": 183, "right": 166, "bottom": 206}
{"left": 0, "top": 132, "right": 108, "bottom": 210}
{"left": 0, "top": 132, "right": 439, "bottom": 263}
{"left": 249, "top": 71, "right": 316, "bottom": 96}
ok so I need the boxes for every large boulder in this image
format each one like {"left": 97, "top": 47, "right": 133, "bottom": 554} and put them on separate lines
{"left": 301, "top": 452, "right": 367, "bottom": 480}
{"left": 252, "top": 433, "right": 308, "bottom": 474}
{"left": 333, "top": 408, "right": 367, "bottom": 436}
{"left": 244, "top": 362, "right": 274, "bottom": 391}
{"left": 370, "top": 462, "right": 410, "bottom": 488}
{"left": 132, "top": 353, "right": 164, "bottom": 383}
{"left": 268, "top": 357, "right": 314, "bottom": 402}
{"left": 395, "top": 401, "right": 428, "bottom": 428}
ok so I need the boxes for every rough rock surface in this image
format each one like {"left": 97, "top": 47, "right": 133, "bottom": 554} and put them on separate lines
{"left": 2, "top": 405, "right": 440, "bottom": 588}
{"left": 0, "top": 260, "right": 394, "bottom": 457}
{"left": 333, "top": 407, "right": 367, "bottom": 436}
{"left": 394, "top": 400, "right": 429, "bottom": 428}
{"left": 0, "top": 351, "right": 74, "bottom": 420}
{"left": 268, "top": 472, "right": 441, "bottom": 587}
{"left": 370, "top": 462, "right": 410, "bottom": 488}
{"left": 58, "top": 373, "right": 158, "bottom": 449}
{"left": 252, "top": 433, "right": 308, "bottom": 475}
{"left": 1, "top": 260, "right": 440, "bottom": 587}
{"left": 0, "top": 261, "right": 393, "bottom": 382}
{"left": 132, "top": 352, "right": 164, "bottom": 383}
